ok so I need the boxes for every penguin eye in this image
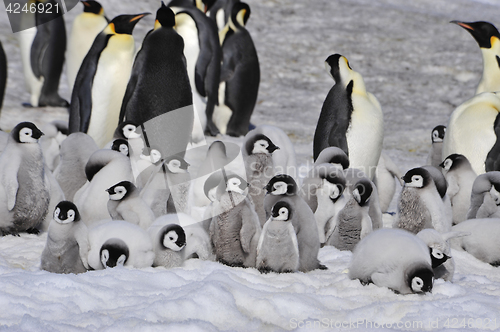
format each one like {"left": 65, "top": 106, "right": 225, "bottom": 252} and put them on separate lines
{"left": 20, "top": 128, "right": 32, "bottom": 137}
{"left": 169, "top": 237, "right": 174, "bottom": 240}
{"left": 68, "top": 210, "right": 75, "bottom": 219}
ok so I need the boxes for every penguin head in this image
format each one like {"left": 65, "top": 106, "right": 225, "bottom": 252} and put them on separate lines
{"left": 106, "top": 13, "right": 150, "bottom": 35}
{"left": 352, "top": 179, "right": 373, "bottom": 206}
{"left": 325, "top": 54, "right": 352, "bottom": 84}
{"left": 431, "top": 125, "right": 446, "bottom": 143}
{"left": 164, "top": 155, "right": 190, "bottom": 174}
{"left": 204, "top": 171, "right": 223, "bottom": 201}
{"left": 115, "top": 121, "right": 140, "bottom": 140}
{"left": 53, "top": 201, "right": 80, "bottom": 224}
{"left": 230, "top": 2, "right": 251, "bottom": 28}
{"left": 402, "top": 168, "right": 432, "bottom": 189}
{"left": 315, "top": 147, "right": 350, "bottom": 169}
{"left": 111, "top": 139, "right": 129, "bottom": 157}
{"left": 322, "top": 170, "right": 347, "bottom": 202}
{"left": 451, "top": 21, "right": 500, "bottom": 49}
{"left": 194, "top": 0, "right": 216, "bottom": 13}
{"left": 160, "top": 224, "right": 186, "bottom": 251}
{"left": 440, "top": 154, "right": 470, "bottom": 173}
{"left": 489, "top": 184, "right": 500, "bottom": 205}
{"left": 155, "top": 2, "right": 176, "bottom": 29}
{"left": 82, "top": 0, "right": 104, "bottom": 15}
{"left": 100, "top": 238, "right": 129, "bottom": 268}
{"left": 246, "top": 134, "right": 279, "bottom": 155}
{"left": 140, "top": 149, "right": 162, "bottom": 164}
{"left": 106, "top": 181, "right": 136, "bottom": 201}
{"left": 265, "top": 174, "right": 298, "bottom": 196}
{"left": 429, "top": 247, "right": 450, "bottom": 268}
{"left": 12, "top": 122, "right": 44, "bottom": 143}
{"left": 271, "top": 201, "right": 292, "bottom": 221}
{"left": 407, "top": 265, "right": 434, "bottom": 294}
{"left": 224, "top": 174, "right": 249, "bottom": 195}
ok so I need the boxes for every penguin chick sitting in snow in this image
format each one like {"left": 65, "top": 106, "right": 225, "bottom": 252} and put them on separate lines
{"left": 41, "top": 201, "right": 90, "bottom": 274}
{"left": 149, "top": 223, "right": 186, "bottom": 268}
{"left": 256, "top": 200, "right": 299, "bottom": 274}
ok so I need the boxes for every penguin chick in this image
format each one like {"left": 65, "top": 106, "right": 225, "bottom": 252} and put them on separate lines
{"left": 327, "top": 178, "right": 373, "bottom": 251}
{"left": 149, "top": 223, "right": 186, "bottom": 268}
{"left": 106, "top": 181, "right": 155, "bottom": 230}
{"left": 467, "top": 171, "right": 500, "bottom": 219}
{"left": 349, "top": 228, "right": 434, "bottom": 295}
{"left": 426, "top": 125, "right": 446, "bottom": 168}
{"left": 41, "top": 201, "right": 90, "bottom": 274}
{"left": 373, "top": 152, "right": 403, "bottom": 213}
{"left": 111, "top": 139, "right": 129, "bottom": 157}
{"left": 0, "top": 122, "right": 50, "bottom": 236}
{"left": 314, "top": 146, "right": 350, "bottom": 170}
{"left": 440, "top": 154, "right": 477, "bottom": 224}
{"left": 475, "top": 184, "right": 500, "bottom": 219}
{"left": 256, "top": 200, "right": 299, "bottom": 274}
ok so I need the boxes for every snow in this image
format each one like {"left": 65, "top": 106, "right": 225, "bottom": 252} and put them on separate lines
{"left": 1, "top": 0, "right": 500, "bottom": 330}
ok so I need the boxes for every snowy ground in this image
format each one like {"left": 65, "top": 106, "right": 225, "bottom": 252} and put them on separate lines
{"left": 1, "top": 0, "right": 500, "bottom": 331}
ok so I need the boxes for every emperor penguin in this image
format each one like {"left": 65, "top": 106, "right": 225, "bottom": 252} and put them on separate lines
{"left": 207, "top": 0, "right": 240, "bottom": 31}
{"left": 394, "top": 167, "right": 451, "bottom": 234}
{"left": 66, "top": 0, "right": 108, "bottom": 91}
{"left": 87, "top": 219, "right": 155, "bottom": 269}
{"left": 442, "top": 91, "right": 500, "bottom": 175}
{"left": 53, "top": 132, "right": 99, "bottom": 202}
{"left": 426, "top": 125, "right": 446, "bottom": 168}
{"left": 313, "top": 54, "right": 384, "bottom": 180}
{"left": 475, "top": 183, "right": 500, "bottom": 219}
{"left": 148, "top": 222, "right": 187, "bottom": 268}
{"left": 349, "top": 228, "right": 434, "bottom": 295}
{"left": 169, "top": 0, "right": 222, "bottom": 138}
{"left": 106, "top": 181, "right": 155, "bottom": 230}
{"left": 39, "top": 120, "right": 68, "bottom": 172}
{"left": 451, "top": 21, "right": 500, "bottom": 95}
{"left": 256, "top": 200, "right": 299, "bottom": 273}
{"left": 68, "top": 13, "right": 149, "bottom": 148}
{"left": 440, "top": 154, "right": 477, "bottom": 224}
{"left": 209, "top": 172, "right": 261, "bottom": 267}
{"left": 18, "top": 0, "right": 68, "bottom": 107}
{"left": 263, "top": 174, "right": 324, "bottom": 271}
{"left": 120, "top": 3, "right": 193, "bottom": 157}
{"left": 111, "top": 139, "right": 129, "bottom": 157}
{"left": 243, "top": 133, "right": 280, "bottom": 226}
{"left": 421, "top": 165, "right": 453, "bottom": 229}
{"left": 214, "top": 1, "right": 259, "bottom": 137}
{"left": 0, "top": 122, "right": 50, "bottom": 236}
{"left": 314, "top": 146, "right": 350, "bottom": 170}
{"left": 74, "top": 149, "right": 134, "bottom": 227}
{"left": 467, "top": 171, "right": 500, "bottom": 219}
{"left": 41, "top": 201, "right": 90, "bottom": 274}
{"left": 326, "top": 178, "right": 374, "bottom": 251}
{"left": 0, "top": 40, "right": 6, "bottom": 112}
{"left": 373, "top": 152, "right": 403, "bottom": 213}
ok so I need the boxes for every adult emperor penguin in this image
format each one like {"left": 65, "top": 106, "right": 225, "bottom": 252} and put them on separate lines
{"left": 66, "top": 0, "right": 108, "bottom": 91}
{"left": 0, "top": 41, "right": 6, "bottom": 112}
{"left": 313, "top": 54, "right": 384, "bottom": 180}
{"left": 148, "top": 222, "right": 187, "bottom": 268}
{"left": 106, "top": 181, "right": 155, "bottom": 230}
{"left": 440, "top": 154, "right": 477, "bottom": 224}
{"left": 263, "top": 174, "right": 324, "bottom": 271}
{"left": 168, "top": 0, "right": 222, "bottom": 138}
{"left": 209, "top": 172, "right": 261, "bottom": 267}
{"left": 0, "top": 122, "right": 50, "bottom": 236}
{"left": 68, "top": 13, "right": 149, "bottom": 148}
{"left": 207, "top": 0, "right": 239, "bottom": 31}
{"left": 256, "top": 200, "right": 299, "bottom": 273}
{"left": 87, "top": 219, "right": 155, "bottom": 269}
{"left": 349, "top": 228, "right": 434, "bottom": 295}
{"left": 451, "top": 21, "right": 500, "bottom": 95}
{"left": 442, "top": 91, "right": 500, "bottom": 175}
{"left": 214, "top": 1, "right": 259, "bottom": 137}
{"left": 41, "top": 201, "right": 90, "bottom": 274}
{"left": 120, "top": 3, "right": 193, "bottom": 157}
{"left": 426, "top": 125, "right": 446, "bottom": 168}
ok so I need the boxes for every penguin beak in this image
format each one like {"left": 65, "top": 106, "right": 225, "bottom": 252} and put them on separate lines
{"left": 32, "top": 129, "right": 44, "bottom": 140}
{"left": 450, "top": 20, "right": 474, "bottom": 32}
{"left": 130, "top": 13, "right": 151, "bottom": 23}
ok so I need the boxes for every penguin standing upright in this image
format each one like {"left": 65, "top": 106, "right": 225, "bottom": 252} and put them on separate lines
{"left": 313, "top": 54, "right": 384, "bottom": 180}
{"left": 214, "top": 2, "right": 259, "bottom": 137}
{"left": 68, "top": 13, "right": 149, "bottom": 147}
{"left": 0, "top": 41, "right": 6, "bottom": 112}
{"left": 426, "top": 125, "right": 446, "bottom": 168}
{"left": 66, "top": 0, "right": 108, "bottom": 91}
{"left": 451, "top": 21, "right": 500, "bottom": 95}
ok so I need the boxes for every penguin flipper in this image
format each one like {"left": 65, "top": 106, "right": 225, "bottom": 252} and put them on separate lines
{"left": 75, "top": 222, "right": 90, "bottom": 269}
{"left": 30, "top": 25, "right": 50, "bottom": 79}
{"left": 120, "top": 41, "right": 147, "bottom": 123}
{"left": 0, "top": 155, "right": 21, "bottom": 211}
{"left": 240, "top": 202, "right": 259, "bottom": 254}
{"left": 194, "top": 50, "right": 211, "bottom": 97}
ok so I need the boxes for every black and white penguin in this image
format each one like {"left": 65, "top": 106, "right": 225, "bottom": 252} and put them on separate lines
{"left": 314, "top": 146, "right": 350, "bottom": 170}
{"left": 214, "top": 1, "right": 259, "bottom": 137}
{"left": 467, "top": 171, "right": 500, "bottom": 219}
{"left": 106, "top": 181, "right": 155, "bottom": 230}
{"left": 149, "top": 223, "right": 187, "bottom": 268}
{"left": 440, "top": 154, "right": 477, "bottom": 224}
{"left": 0, "top": 122, "right": 50, "bottom": 236}
{"left": 41, "top": 201, "right": 89, "bottom": 274}
{"left": 0, "top": 40, "right": 6, "bottom": 112}
{"left": 169, "top": 0, "right": 222, "bottom": 138}
{"left": 349, "top": 228, "right": 434, "bottom": 295}
{"left": 426, "top": 125, "right": 446, "bottom": 168}
{"left": 111, "top": 139, "right": 129, "bottom": 157}
{"left": 207, "top": 0, "right": 239, "bottom": 31}
{"left": 68, "top": 13, "right": 149, "bottom": 147}
{"left": 256, "top": 200, "right": 299, "bottom": 274}
{"left": 313, "top": 54, "right": 384, "bottom": 180}
{"left": 451, "top": 21, "right": 500, "bottom": 95}
{"left": 66, "top": 0, "right": 108, "bottom": 91}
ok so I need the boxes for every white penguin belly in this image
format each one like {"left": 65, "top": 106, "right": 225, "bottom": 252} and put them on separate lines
{"left": 18, "top": 27, "right": 43, "bottom": 106}
{"left": 213, "top": 81, "right": 232, "bottom": 134}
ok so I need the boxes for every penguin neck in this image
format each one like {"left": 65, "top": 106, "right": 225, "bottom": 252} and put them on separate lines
{"left": 344, "top": 71, "right": 368, "bottom": 96}
{"left": 478, "top": 44, "right": 500, "bottom": 94}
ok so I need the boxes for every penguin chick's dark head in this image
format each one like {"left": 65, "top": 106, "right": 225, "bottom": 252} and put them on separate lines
{"left": 429, "top": 247, "right": 450, "bottom": 268}
{"left": 440, "top": 154, "right": 470, "bottom": 172}
{"left": 451, "top": 20, "right": 500, "bottom": 49}
{"left": 12, "top": 121, "right": 44, "bottom": 143}
{"left": 53, "top": 201, "right": 81, "bottom": 224}
{"left": 230, "top": 2, "right": 251, "bottom": 27}
{"left": 204, "top": 171, "right": 223, "bottom": 200}
{"left": 431, "top": 125, "right": 446, "bottom": 143}
{"left": 111, "top": 139, "right": 129, "bottom": 157}
{"left": 164, "top": 155, "right": 190, "bottom": 173}
{"left": 402, "top": 167, "right": 432, "bottom": 189}
{"left": 100, "top": 238, "right": 129, "bottom": 268}
{"left": 324, "top": 53, "right": 351, "bottom": 84}
{"left": 115, "top": 121, "right": 139, "bottom": 140}
{"left": 108, "top": 13, "right": 150, "bottom": 35}
{"left": 265, "top": 174, "right": 298, "bottom": 196}
{"left": 271, "top": 200, "right": 292, "bottom": 221}
{"left": 106, "top": 181, "right": 136, "bottom": 201}
{"left": 352, "top": 178, "right": 372, "bottom": 206}
{"left": 407, "top": 265, "right": 434, "bottom": 294}
{"left": 246, "top": 134, "right": 279, "bottom": 155}
{"left": 156, "top": 2, "right": 176, "bottom": 28}
{"left": 160, "top": 224, "right": 186, "bottom": 251}
{"left": 222, "top": 174, "right": 249, "bottom": 195}
{"left": 82, "top": 0, "right": 104, "bottom": 15}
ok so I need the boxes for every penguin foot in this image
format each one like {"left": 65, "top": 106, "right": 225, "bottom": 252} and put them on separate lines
{"left": 318, "top": 264, "right": 328, "bottom": 270}
{"left": 22, "top": 102, "right": 34, "bottom": 108}
{"left": 258, "top": 266, "right": 272, "bottom": 274}
{"left": 1, "top": 229, "right": 20, "bottom": 237}
{"left": 218, "top": 258, "right": 244, "bottom": 268}
{"left": 26, "top": 227, "right": 40, "bottom": 235}
{"left": 204, "top": 122, "right": 220, "bottom": 137}
{"left": 38, "top": 95, "right": 70, "bottom": 108}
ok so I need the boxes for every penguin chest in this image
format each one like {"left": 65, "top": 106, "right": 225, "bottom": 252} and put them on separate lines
{"left": 175, "top": 20, "right": 200, "bottom": 93}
